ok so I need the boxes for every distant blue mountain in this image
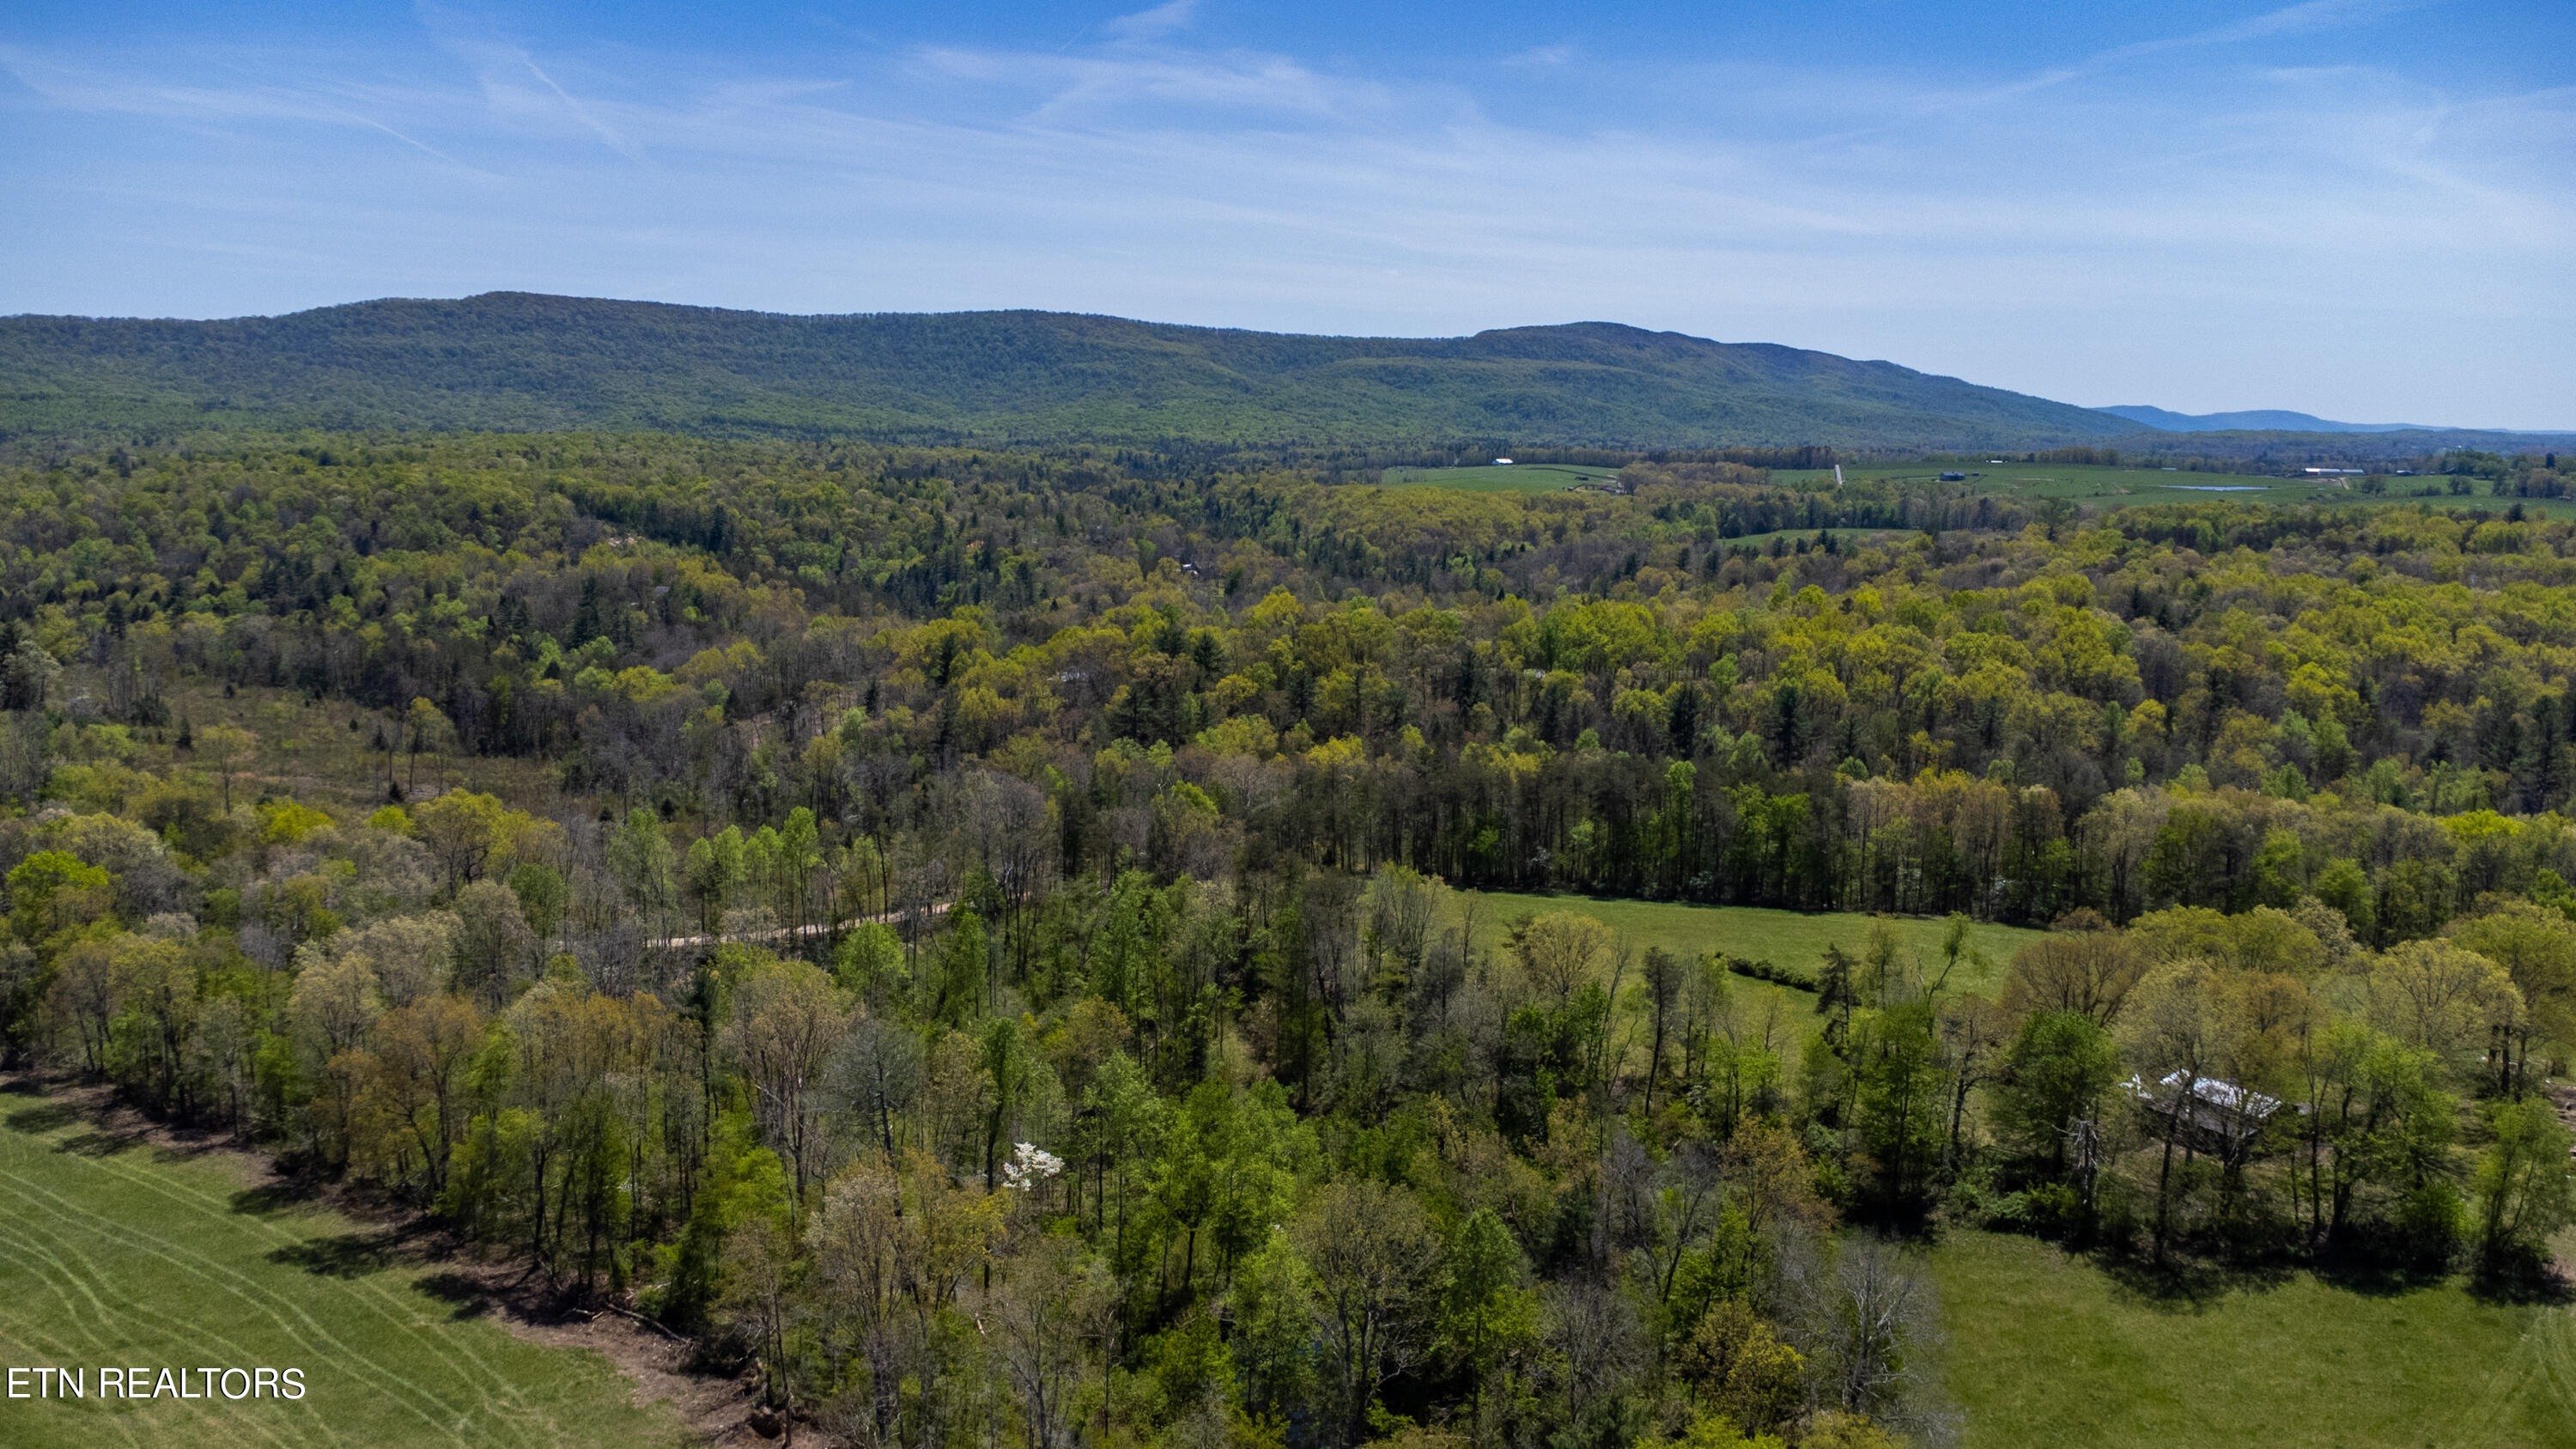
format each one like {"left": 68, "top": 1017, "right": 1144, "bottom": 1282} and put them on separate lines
{"left": 2099, "top": 405, "right": 2433, "bottom": 434}
{"left": 0, "top": 293, "right": 2141, "bottom": 448}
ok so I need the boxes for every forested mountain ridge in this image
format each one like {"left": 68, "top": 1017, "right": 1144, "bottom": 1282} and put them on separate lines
{"left": 6, "top": 431, "right": 2576, "bottom": 1447}
{"left": 0, "top": 292, "right": 2142, "bottom": 449}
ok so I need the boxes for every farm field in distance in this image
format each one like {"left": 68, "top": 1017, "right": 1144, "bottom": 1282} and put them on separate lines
{"left": 1931, "top": 1230, "right": 2573, "bottom": 1449}
{"left": 1447, "top": 894, "right": 2047, "bottom": 1081}
{"left": 1773, "top": 460, "right": 2573, "bottom": 514}
{"left": 1456, "top": 892, "right": 2046, "bottom": 1000}
{"left": 142, "top": 678, "right": 579, "bottom": 819}
{"left": 0, "top": 1087, "right": 683, "bottom": 1449}
{"left": 1379, "top": 461, "right": 1626, "bottom": 491}
{"left": 1376, "top": 458, "right": 2572, "bottom": 520}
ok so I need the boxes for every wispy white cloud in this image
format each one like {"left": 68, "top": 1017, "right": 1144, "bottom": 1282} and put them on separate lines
{"left": 0, "top": 43, "right": 482, "bottom": 170}
{"left": 1103, "top": 0, "right": 1200, "bottom": 43}
{"left": 516, "top": 55, "right": 642, "bottom": 160}
{"left": 2136, "top": 0, "right": 2417, "bottom": 53}
{"left": 325, "top": 107, "right": 464, "bottom": 165}
{"left": 914, "top": 42, "right": 1379, "bottom": 124}
{"left": 412, "top": 2, "right": 644, "bottom": 159}
{"left": 3, "top": 46, "right": 349, "bottom": 125}
{"left": 0, "top": 3, "right": 2567, "bottom": 424}
{"left": 1933, "top": 0, "right": 2423, "bottom": 113}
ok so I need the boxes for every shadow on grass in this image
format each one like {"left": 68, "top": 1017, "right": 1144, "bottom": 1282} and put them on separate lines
{"left": 4, "top": 1102, "right": 78, "bottom": 1135}
{"left": 58, "top": 1129, "right": 148, "bottom": 1157}
{"left": 2097, "top": 1251, "right": 2295, "bottom": 1311}
{"left": 2467, "top": 1256, "right": 2575, "bottom": 1306}
{"left": 149, "top": 1128, "right": 236, "bottom": 1162}
{"left": 2309, "top": 1256, "right": 2456, "bottom": 1300}
{"left": 230, "top": 1179, "right": 325, "bottom": 1217}
{"left": 268, "top": 1232, "right": 395, "bottom": 1278}
{"left": 2065, "top": 1227, "right": 2537, "bottom": 1312}
{"left": 414, "top": 1271, "right": 494, "bottom": 1320}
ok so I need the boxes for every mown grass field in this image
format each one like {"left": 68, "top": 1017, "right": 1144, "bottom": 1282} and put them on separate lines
{"left": 0, "top": 1087, "right": 683, "bottom": 1449}
{"left": 1376, "top": 457, "right": 2566, "bottom": 520}
{"left": 1778, "top": 460, "right": 2295, "bottom": 502}
{"left": 1932, "top": 1230, "right": 2575, "bottom": 1449}
{"left": 1455, "top": 892, "right": 2046, "bottom": 999}
{"left": 1774, "top": 461, "right": 2574, "bottom": 517}
{"left": 1380, "top": 462, "right": 1625, "bottom": 492}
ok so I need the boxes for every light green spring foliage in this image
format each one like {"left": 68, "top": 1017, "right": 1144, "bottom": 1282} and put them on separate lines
{"left": 3, "top": 432, "right": 2574, "bottom": 1447}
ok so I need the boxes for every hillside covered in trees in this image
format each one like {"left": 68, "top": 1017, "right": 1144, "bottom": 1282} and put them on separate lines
{"left": 3, "top": 431, "right": 2575, "bottom": 1448}
{"left": 0, "top": 295, "right": 2149, "bottom": 452}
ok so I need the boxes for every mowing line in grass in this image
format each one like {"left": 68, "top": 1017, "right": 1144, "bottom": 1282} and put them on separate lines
{"left": 0, "top": 1090, "right": 683, "bottom": 1449}
{"left": 1931, "top": 1230, "right": 2567, "bottom": 1449}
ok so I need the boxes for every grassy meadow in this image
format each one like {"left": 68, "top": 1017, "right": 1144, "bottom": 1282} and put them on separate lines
{"left": 1932, "top": 1230, "right": 2574, "bottom": 1449}
{"left": 1379, "top": 461, "right": 1625, "bottom": 492}
{"left": 1455, "top": 892, "right": 2044, "bottom": 998}
{"left": 58, "top": 677, "right": 580, "bottom": 821}
{"left": 0, "top": 1087, "right": 683, "bottom": 1449}
{"left": 1437, "top": 896, "right": 2576, "bottom": 1446}
{"left": 1454, "top": 892, "right": 2045, "bottom": 1067}
{"left": 1376, "top": 456, "right": 2569, "bottom": 521}
{"left": 1778, "top": 460, "right": 2301, "bottom": 502}
{"left": 1774, "top": 460, "right": 2573, "bottom": 517}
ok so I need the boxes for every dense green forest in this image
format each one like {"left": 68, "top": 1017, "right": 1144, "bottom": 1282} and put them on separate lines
{"left": 0, "top": 295, "right": 2144, "bottom": 451}
{"left": 3, "top": 430, "right": 2574, "bottom": 1448}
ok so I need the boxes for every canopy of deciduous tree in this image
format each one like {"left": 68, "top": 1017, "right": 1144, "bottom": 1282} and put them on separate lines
{"left": 3, "top": 430, "right": 2572, "bottom": 1447}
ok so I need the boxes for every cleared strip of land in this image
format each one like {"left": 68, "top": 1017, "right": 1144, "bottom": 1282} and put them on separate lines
{"left": 1380, "top": 462, "right": 1625, "bottom": 491}
{"left": 0, "top": 1087, "right": 683, "bottom": 1449}
{"left": 1456, "top": 892, "right": 2045, "bottom": 997}
{"left": 1932, "top": 1230, "right": 2572, "bottom": 1449}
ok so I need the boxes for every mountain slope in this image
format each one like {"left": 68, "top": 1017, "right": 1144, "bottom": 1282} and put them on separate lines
{"left": 2097, "top": 404, "right": 2433, "bottom": 434}
{"left": 0, "top": 293, "right": 2138, "bottom": 448}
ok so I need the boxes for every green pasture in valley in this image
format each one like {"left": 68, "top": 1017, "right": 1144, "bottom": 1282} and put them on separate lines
{"left": 1380, "top": 461, "right": 1625, "bottom": 492}
{"left": 0, "top": 1087, "right": 683, "bottom": 1449}
{"left": 1777, "top": 460, "right": 2295, "bottom": 502}
{"left": 1377, "top": 457, "right": 2569, "bottom": 519}
{"left": 1933, "top": 1230, "right": 2574, "bottom": 1449}
{"left": 1774, "top": 461, "right": 2573, "bottom": 516}
{"left": 1454, "top": 892, "right": 2046, "bottom": 1000}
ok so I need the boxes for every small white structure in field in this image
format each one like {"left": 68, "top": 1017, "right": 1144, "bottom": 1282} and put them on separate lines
{"left": 1493, "top": 458, "right": 1513, "bottom": 465}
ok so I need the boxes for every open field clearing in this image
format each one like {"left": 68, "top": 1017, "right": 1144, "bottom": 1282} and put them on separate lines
{"left": 1932, "top": 1230, "right": 2574, "bottom": 1449}
{"left": 1780, "top": 461, "right": 2299, "bottom": 501}
{"left": 1378, "top": 457, "right": 2572, "bottom": 520}
{"left": 1710, "top": 526, "right": 1894, "bottom": 551}
{"left": 0, "top": 1087, "right": 683, "bottom": 1449}
{"left": 1455, "top": 892, "right": 2046, "bottom": 998}
{"left": 1380, "top": 461, "right": 1625, "bottom": 491}
{"left": 1776, "top": 461, "right": 2576, "bottom": 516}
{"left": 52, "top": 676, "right": 586, "bottom": 822}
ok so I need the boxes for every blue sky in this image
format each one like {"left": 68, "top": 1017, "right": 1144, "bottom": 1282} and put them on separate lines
{"left": 2, "top": 1, "right": 2568, "bottom": 427}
